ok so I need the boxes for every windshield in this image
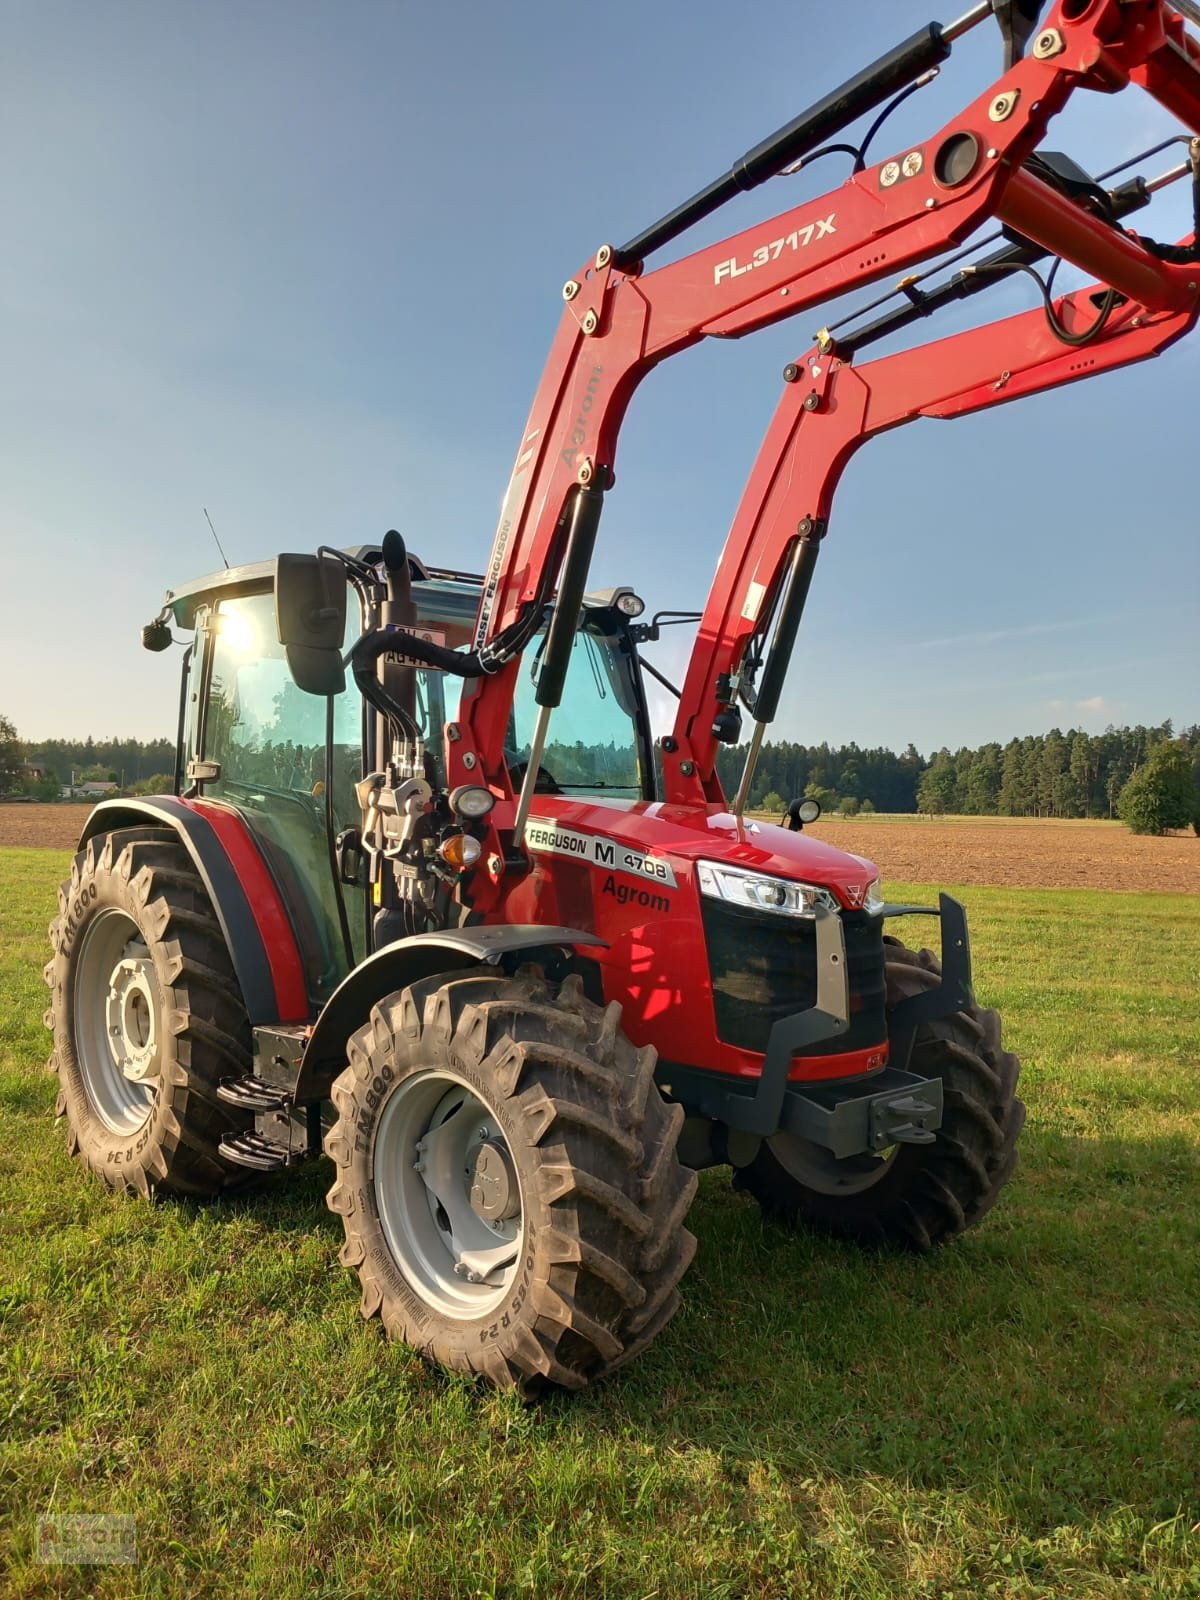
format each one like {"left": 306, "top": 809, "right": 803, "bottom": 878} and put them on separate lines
{"left": 406, "top": 589, "right": 649, "bottom": 799}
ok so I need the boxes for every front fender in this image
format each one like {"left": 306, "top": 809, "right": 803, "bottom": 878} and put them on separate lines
{"left": 79, "top": 796, "right": 309, "bottom": 1026}
{"left": 294, "top": 924, "right": 606, "bottom": 1101}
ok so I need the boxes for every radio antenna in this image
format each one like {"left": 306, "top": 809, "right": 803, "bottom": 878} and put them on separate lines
{"left": 203, "top": 507, "right": 231, "bottom": 570}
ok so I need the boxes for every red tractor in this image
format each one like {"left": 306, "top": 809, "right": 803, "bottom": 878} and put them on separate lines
{"left": 46, "top": 0, "right": 1200, "bottom": 1390}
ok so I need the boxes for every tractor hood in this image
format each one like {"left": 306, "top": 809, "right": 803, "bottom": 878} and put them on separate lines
{"left": 525, "top": 797, "right": 879, "bottom": 912}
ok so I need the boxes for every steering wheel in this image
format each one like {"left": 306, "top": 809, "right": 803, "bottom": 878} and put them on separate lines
{"left": 508, "top": 758, "right": 562, "bottom": 795}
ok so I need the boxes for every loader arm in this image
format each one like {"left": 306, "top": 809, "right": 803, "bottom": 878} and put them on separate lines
{"left": 671, "top": 273, "right": 1199, "bottom": 805}
{"left": 450, "top": 0, "right": 1200, "bottom": 831}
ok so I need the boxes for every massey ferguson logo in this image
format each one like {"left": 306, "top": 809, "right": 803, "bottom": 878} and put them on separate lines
{"left": 843, "top": 883, "right": 865, "bottom": 909}
{"left": 714, "top": 214, "right": 836, "bottom": 286}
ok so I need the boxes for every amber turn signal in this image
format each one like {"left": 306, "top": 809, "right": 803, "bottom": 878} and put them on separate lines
{"left": 438, "top": 834, "right": 483, "bottom": 870}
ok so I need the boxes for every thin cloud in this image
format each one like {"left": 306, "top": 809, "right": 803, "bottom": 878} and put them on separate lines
{"left": 913, "top": 614, "right": 1115, "bottom": 651}
{"left": 1043, "top": 695, "right": 1118, "bottom": 717}
{"left": 911, "top": 657, "right": 1170, "bottom": 699}
{"left": 913, "top": 603, "right": 1195, "bottom": 653}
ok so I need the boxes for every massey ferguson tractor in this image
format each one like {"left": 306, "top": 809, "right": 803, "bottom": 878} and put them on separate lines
{"left": 46, "top": 0, "right": 1200, "bottom": 1391}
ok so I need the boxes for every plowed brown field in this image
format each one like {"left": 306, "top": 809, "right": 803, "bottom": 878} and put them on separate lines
{"left": 806, "top": 814, "right": 1198, "bottom": 894}
{"left": 0, "top": 804, "right": 94, "bottom": 849}
{"left": 2, "top": 802, "right": 1196, "bottom": 893}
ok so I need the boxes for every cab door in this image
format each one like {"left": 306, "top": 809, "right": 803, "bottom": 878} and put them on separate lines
{"left": 193, "top": 583, "right": 365, "bottom": 1008}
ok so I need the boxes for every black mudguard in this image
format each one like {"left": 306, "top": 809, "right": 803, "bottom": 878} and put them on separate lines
{"left": 293, "top": 924, "right": 606, "bottom": 1101}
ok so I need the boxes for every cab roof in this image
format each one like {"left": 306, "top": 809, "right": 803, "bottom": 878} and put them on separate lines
{"left": 164, "top": 546, "right": 640, "bottom": 628}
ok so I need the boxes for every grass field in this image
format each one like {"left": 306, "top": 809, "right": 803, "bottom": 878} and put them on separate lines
{"left": 2, "top": 843, "right": 1199, "bottom": 1597}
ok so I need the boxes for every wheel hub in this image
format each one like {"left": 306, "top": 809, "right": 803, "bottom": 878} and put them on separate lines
{"left": 106, "top": 954, "right": 160, "bottom": 1082}
{"left": 373, "top": 1073, "right": 524, "bottom": 1317}
{"left": 468, "top": 1139, "right": 519, "bottom": 1222}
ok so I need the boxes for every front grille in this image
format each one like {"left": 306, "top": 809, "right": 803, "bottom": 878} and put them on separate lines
{"left": 700, "top": 900, "right": 887, "bottom": 1057}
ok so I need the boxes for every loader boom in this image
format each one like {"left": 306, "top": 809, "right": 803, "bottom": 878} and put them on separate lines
{"left": 445, "top": 0, "right": 1200, "bottom": 857}
{"left": 678, "top": 276, "right": 1198, "bottom": 808}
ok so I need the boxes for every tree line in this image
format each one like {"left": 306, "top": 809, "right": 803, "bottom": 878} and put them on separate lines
{"left": 714, "top": 722, "right": 1200, "bottom": 826}
{"left": 0, "top": 720, "right": 175, "bottom": 798}
{"left": 3, "top": 715, "right": 1198, "bottom": 833}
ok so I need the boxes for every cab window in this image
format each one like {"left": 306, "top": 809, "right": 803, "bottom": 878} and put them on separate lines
{"left": 404, "top": 596, "right": 647, "bottom": 799}
{"left": 200, "top": 587, "right": 364, "bottom": 999}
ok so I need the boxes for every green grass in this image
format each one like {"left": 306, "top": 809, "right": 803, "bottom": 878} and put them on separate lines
{"left": 2, "top": 846, "right": 1198, "bottom": 1598}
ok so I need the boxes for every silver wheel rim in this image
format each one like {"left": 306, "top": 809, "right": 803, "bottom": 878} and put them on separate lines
{"left": 373, "top": 1070, "right": 524, "bottom": 1319}
{"left": 73, "top": 908, "right": 160, "bottom": 1135}
{"left": 767, "top": 1132, "right": 898, "bottom": 1196}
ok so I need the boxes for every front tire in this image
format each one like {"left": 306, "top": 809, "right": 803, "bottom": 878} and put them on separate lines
{"left": 325, "top": 968, "right": 698, "bottom": 1393}
{"left": 734, "top": 937, "right": 1024, "bottom": 1250}
{"left": 44, "top": 828, "right": 254, "bottom": 1198}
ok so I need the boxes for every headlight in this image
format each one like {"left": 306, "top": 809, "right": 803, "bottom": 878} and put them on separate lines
{"left": 448, "top": 784, "right": 496, "bottom": 820}
{"left": 696, "top": 861, "right": 840, "bottom": 919}
{"left": 863, "top": 877, "right": 884, "bottom": 916}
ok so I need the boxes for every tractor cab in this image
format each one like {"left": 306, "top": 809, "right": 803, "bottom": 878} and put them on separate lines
{"left": 160, "top": 547, "right": 654, "bottom": 1007}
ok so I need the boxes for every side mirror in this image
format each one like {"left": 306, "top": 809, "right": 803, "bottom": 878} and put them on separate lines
{"left": 275, "top": 553, "right": 347, "bottom": 696}
{"left": 786, "top": 796, "right": 822, "bottom": 831}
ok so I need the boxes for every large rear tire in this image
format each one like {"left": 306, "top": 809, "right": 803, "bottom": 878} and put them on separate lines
{"left": 325, "top": 968, "right": 698, "bottom": 1393}
{"left": 733, "top": 937, "right": 1024, "bottom": 1250}
{"left": 44, "top": 828, "right": 253, "bottom": 1198}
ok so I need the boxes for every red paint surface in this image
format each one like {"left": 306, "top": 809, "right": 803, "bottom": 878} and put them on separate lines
{"left": 494, "top": 797, "right": 887, "bottom": 1083}
{"left": 181, "top": 797, "right": 311, "bottom": 1024}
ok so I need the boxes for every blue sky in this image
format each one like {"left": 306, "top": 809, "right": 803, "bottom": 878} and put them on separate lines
{"left": 2, "top": 0, "right": 1196, "bottom": 751}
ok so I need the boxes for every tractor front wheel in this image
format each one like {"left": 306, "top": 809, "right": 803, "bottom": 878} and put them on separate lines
{"left": 44, "top": 828, "right": 253, "bottom": 1198}
{"left": 733, "top": 937, "right": 1024, "bottom": 1249}
{"left": 325, "top": 968, "right": 697, "bottom": 1393}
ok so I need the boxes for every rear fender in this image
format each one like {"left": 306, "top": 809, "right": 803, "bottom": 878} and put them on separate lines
{"left": 78, "top": 797, "right": 309, "bottom": 1026}
{"left": 293, "top": 925, "right": 606, "bottom": 1102}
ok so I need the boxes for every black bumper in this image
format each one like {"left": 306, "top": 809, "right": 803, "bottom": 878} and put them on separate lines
{"left": 661, "top": 894, "right": 973, "bottom": 1157}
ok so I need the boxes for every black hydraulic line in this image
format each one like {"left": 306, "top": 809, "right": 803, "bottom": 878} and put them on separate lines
{"left": 754, "top": 522, "right": 825, "bottom": 726}
{"left": 535, "top": 483, "right": 606, "bottom": 709}
{"left": 967, "top": 259, "right": 1118, "bottom": 346}
{"left": 613, "top": 24, "right": 953, "bottom": 269}
{"left": 823, "top": 229, "right": 1006, "bottom": 337}
{"left": 1096, "top": 135, "right": 1192, "bottom": 184}
{"left": 835, "top": 173, "right": 1154, "bottom": 358}
{"left": 347, "top": 587, "right": 546, "bottom": 681}
{"left": 785, "top": 142, "right": 863, "bottom": 175}
{"left": 855, "top": 72, "right": 938, "bottom": 171}
{"left": 352, "top": 655, "right": 421, "bottom": 742}
{"left": 835, "top": 234, "right": 1052, "bottom": 356}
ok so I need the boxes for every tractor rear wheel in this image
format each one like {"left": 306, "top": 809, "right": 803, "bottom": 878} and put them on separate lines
{"left": 44, "top": 828, "right": 253, "bottom": 1198}
{"left": 324, "top": 968, "right": 697, "bottom": 1393}
{"left": 733, "top": 937, "right": 1023, "bottom": 1249}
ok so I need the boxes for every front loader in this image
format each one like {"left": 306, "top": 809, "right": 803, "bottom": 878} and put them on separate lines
{"left": 46, "top": 0, "right": 1200, "bottom": 1391}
